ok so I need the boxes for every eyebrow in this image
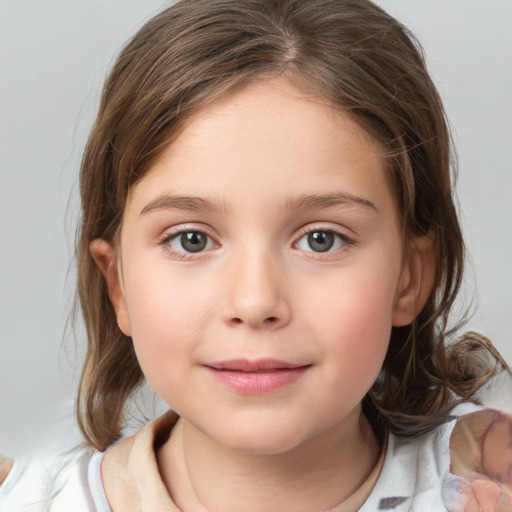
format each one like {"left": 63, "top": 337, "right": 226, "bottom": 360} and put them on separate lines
{"left": 285, "top": 192, "right": 379, "bottom": 213}
{"left": 140, "top": 194, "right": 230, "bottom": 215}
{"left": 139, "top": 192, "right": 378, "bottom": 216}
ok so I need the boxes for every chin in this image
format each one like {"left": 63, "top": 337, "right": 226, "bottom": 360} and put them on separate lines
{"left": 208, "top": 417, "right": 313, "bottom": 455}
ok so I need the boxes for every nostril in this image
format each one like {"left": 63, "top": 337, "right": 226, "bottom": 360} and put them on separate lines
{"left": 227, "top": 316, "right": 281, "bottom": 327}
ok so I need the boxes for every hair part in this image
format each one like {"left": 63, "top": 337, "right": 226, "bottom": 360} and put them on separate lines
{"left": 76, "top": 0, "right": 508, "bottom": 451}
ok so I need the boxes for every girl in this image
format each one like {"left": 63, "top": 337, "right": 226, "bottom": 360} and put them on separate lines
{"left": 1, "top": 0, "right": 511, "bottom": 510}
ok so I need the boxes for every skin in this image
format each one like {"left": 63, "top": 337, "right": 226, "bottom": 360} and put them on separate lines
{"left": 92, "top": 78, "right": 435, "bottom": 512}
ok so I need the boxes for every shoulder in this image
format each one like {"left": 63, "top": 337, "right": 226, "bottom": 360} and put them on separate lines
{"left": 371, "top": 406, "right": 473, "bottom": 511}
{"left": 414, "top": 404, "right": 512, "bottom": 512}
{"left": 362, "top": 401, "right": 512, "bottom": 511}
{"left": 0, "top": 446, "right": 108, "bottom": 512}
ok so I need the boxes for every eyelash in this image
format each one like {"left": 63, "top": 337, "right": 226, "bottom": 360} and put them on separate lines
{"left": 158, "top": 225, "right": 355, "bottom": 260}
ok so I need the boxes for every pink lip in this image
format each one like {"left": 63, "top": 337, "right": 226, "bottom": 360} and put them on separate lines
{"left": 204, "top": 359, "right": 310, "bottom": 394}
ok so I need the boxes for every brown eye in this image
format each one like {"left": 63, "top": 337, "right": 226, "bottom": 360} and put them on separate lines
{"left": 166, "top": 230, "right": 213, "bottom": 254}
{"left": 296, "top": 228, "right": 351, "bottom": 255}
{"left": 179, "top": 232, "right": 207, "bottom": 252}
{"left": 307, "top": 231, "right": 335, "bottom": 252}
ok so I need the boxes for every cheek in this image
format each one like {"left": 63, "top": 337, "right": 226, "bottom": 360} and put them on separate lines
{"left": 121, "top": 262, "right": 219, "bottom": 387}
{"left": 303, "top": 266, "right": 399, "bottom": 384}
{"left": 305, "top": 262, "right": 399, "bottom": 335}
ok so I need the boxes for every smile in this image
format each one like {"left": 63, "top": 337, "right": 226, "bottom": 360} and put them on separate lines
{"left": 203, "top": 359, "right": 311, "bottom": 394}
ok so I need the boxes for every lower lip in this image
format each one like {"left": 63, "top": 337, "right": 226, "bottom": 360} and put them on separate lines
{"left": 204, "top": 366, "right": 309, "bottom": 394}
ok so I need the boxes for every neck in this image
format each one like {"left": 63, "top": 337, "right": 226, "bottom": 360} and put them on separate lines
{"left": 157, "top": 407, "right": 382, "bottom": 512}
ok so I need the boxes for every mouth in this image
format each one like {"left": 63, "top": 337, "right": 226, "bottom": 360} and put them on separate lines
{"left": 205, "top": 358, "right": 308, "bottom": 372}
{"left": 203, "top": 359, "right": 311, "bottom": 394}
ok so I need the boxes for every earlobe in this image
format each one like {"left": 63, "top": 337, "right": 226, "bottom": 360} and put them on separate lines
{"left": 392, "top": 234, "right": 436, "bottom": 327}
{"left": 89, "top": 239, "right": 132, "bottom": 336}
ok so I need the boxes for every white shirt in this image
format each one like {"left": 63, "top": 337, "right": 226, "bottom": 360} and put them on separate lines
{"left": 0, "top": 402, "right": 508, "bottom": 511}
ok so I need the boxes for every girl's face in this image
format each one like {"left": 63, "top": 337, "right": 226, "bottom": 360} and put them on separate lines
{"left": 100, "top": 78, "right": 429, "bottom": 454}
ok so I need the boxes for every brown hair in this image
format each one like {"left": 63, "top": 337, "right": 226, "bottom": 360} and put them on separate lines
{"left": 76, "top": 0, "right": 508, "bottom": 451}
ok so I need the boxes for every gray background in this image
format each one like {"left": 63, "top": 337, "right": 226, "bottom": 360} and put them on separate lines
{"left": 1, "top": 0, "right": 511, "bottom": 458}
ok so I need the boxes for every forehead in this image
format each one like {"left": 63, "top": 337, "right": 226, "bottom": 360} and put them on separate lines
{"left": 125, "top": 77, "right": 394, "bottom": 219}
{"left": 168, "top": 78, "right": 377, "bottom": 162}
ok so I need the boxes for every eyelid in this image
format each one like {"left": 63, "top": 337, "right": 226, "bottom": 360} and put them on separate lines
{"left": 294, "top": 223, "right": 355, "bottom": 242}
{"left": 159, "top": 222, "right": 218, "bottom": 239}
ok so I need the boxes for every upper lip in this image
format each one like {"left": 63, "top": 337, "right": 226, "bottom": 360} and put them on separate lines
{"left": 204, "top": 359, "right": 308, "bottom": 372}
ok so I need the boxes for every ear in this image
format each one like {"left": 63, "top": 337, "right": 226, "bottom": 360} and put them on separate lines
{"left": 89, "top": 239, "right": 132, "bottom": 336}
{"left": 392, "top": 234, "right": 436, "bottom": 327}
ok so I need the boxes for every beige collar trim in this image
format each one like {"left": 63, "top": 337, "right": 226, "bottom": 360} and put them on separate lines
{"left": 102, "top": 410, "right": 181, "bottom": 512}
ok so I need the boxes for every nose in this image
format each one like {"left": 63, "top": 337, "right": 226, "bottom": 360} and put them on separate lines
{"left": 222, "top": 250, "right": 291, "bottom": 330}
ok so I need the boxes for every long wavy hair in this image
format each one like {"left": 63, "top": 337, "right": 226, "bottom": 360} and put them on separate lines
{"left": 75, "top": 0, "right": 508, "bottom": 451}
